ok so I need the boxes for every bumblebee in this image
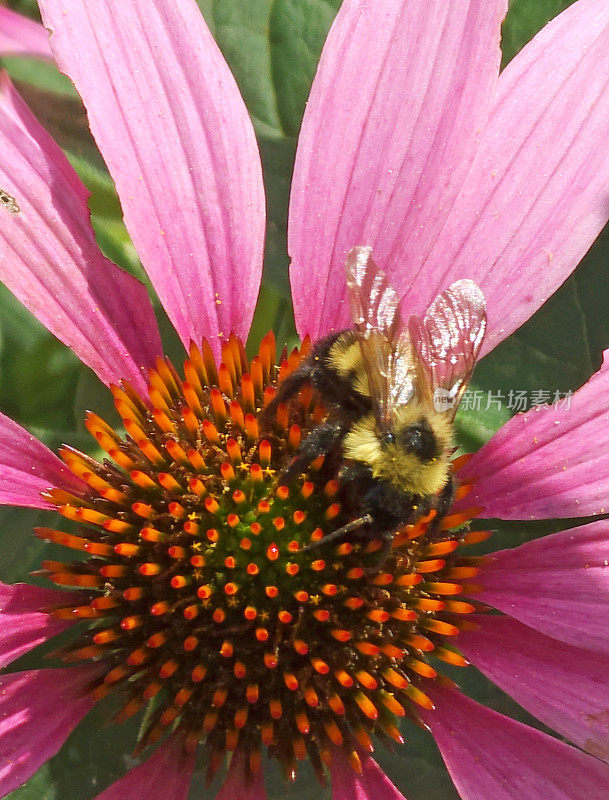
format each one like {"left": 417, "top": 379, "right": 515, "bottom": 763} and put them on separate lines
{"left": 266, "top": 246, "right": 486, "bottom": 561}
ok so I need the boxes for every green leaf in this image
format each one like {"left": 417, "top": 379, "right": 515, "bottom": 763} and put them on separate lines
{"left": 262, "top": 761, "right": 331, "bottom": 800}
{"left": 0, "top": 286, "right": 81, "bottom": 431}
{"left": 269, "top": 0, "right": 342, "bottom": 137}
{"left": 258, "top": 135, "right": 297, "bottom": 293}
{"left": 568, "top": 226, "right": 609, "bottom": 364}
{"left": 73, "top": 368, "right": 121, "bottom": 439}
{"left": 455, "top": 389, "right": 512, "bottom": 454}
{"left": 374, "top": 723, "right": 460, "bottom": 800}
{"left": 0, "top": 506, "right": 60, "bottom": 584}
{"left": 7, "top": 763, "right": 60, "bottom": 800}
{"left": 502, "top": 0, "right": 577, "bottom": 66}
{"left": 4, "top": 1, "right": 40, "bottom": 19}
{"left": 247, "top": 281, "right": 298, "bottom": 358}
{"left": 90, "top": 215, "right": 148, "bottom": 282}
{"left": 2, "top": 57, "right": 75, "bottom": 97}
{"left": 200, "top": 2, "right": 284, "bottom": 138}
{"left": 198, "top": 0, "right": 343, "bottom": 141}
{"left": 247, "top": 136, "right": 299, "bottom": 356}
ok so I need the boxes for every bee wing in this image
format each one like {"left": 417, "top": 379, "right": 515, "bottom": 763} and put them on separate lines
{"left": 344, "top": 247, "right": 416, "bottom": 425}
{"left": 408, "top": 280, "right": 486, "bottom": 419}
{"left": 345, "top": 246, "right": 400, "bottom": 339}
{"left": 385, "top": 331, "right": 417, "bottom": 415}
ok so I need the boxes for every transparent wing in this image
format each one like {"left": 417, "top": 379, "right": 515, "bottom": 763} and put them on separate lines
{"left": 344, "top": 247, "right": 415, "bottom": 426}
{"left": 408, "top": 279, "right": 486, "bottom": 419}
{"left": 345, "top": 246, "right": 400, "bottom": 339}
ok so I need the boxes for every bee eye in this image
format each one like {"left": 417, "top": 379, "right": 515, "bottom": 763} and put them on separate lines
{"left": 383, "top": 432, "right": 396, "bottom": 445}
{"left": 398, "top": 423, "right": 437, "bottom": 461}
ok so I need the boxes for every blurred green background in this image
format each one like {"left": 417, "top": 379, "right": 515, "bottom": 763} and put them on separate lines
{"left": 1, "top": 0, "right": 607, "bottom": 798}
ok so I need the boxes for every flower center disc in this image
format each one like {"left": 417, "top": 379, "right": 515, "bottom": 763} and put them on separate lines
{"left": 40, "top": 333, "right": 486, "bottom": 783}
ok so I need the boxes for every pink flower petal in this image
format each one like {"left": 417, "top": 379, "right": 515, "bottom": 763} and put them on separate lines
{"left": 0, "top": 665, "right": 97, "bottom": 796}
{"left": 418, "top": 0, "right": 609, "bottom": 356}
{"left": 216, "top": 751, "right": 266, "bottom": 800}
{"left": 40, "top": 0, "right": 265, "bottom": 355}
{"left": 457, "top": 353, "right": 609, "bottom": 519}
{"left": 0, "top": 411, "right": 84, "bottom": 508}
{"left": 288, "top": 0, "right": 507, "bottom": 339}
{"left": 424, "top": 685, "right": 609, "bottom": 800}
{"left": 330, "top": 747, "right": 407, "bottom": 800}
{"left": 475, "top": 519, "right": 609, "bottom": 655}
{"left": 92, "top": 732, "right": 195, "bottom": 800}
{"left": 459, "top": 614, "right": 609, "bottom": 760}
{"left": 0, "top": 7, "right": 52, "bottom": 59}
{"left": 0, "top": 581, "right": 79, "bottom": 669}
{"left": 0, "top": 74, "right": 161, "bottom": 396}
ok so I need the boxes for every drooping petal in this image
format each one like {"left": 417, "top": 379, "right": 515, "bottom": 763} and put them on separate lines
{"left": 416, "top": 0, "right": 609, "bottom": 356}
{"left": 424, "top": 685, "right": 609, "bottom": 800}
{"left": 474, "top": 520, "right": 609, "bottom": 655}
{"left": 216, "top": 751, "right": 267, "bottom": 800}
{"left": 459, "top": 615, "right": 609, "bottom": 760}
{"left": 0, "top": 74, "right": 161, "bottom": 396}
{"left": 330, "top": 747, "right": 407, "bottom": 800}
{"left": 40, "top": 0, "right": 265, "bottom": 355}
{"left": 0, "top": 582, "right": 79, "bottom": 669}
{"left": 288, "top": 0, "right": 506, "bottom": 339}
{"left": 0, "top": 7, "right": 52, "bottom": 59}
{"left": 0, "top": 412, "right": 84, "bottom": 508}
{"left": 457, "top": 353, "right": 609, "bottom": 519}
{"left": 92, "top": 732, "right": 195, "bottom": 800}
{"left": 0, "top": 665, "right": 97, "bottom": 796}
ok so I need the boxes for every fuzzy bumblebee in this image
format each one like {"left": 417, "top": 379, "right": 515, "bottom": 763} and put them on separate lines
{"left": 265, "top": 246, "right": 487, "bottom": 563}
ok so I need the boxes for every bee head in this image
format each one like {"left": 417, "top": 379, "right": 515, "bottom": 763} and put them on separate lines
{"left": 343, "top": 403, "right": 453, "bottom": 497}
{"left": 382, "top": 419, "right": 439, "bottom": 462}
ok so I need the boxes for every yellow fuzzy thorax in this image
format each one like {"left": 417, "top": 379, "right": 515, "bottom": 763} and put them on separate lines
{"left": 342, "top": 403, "right": 453, "bottom": 496}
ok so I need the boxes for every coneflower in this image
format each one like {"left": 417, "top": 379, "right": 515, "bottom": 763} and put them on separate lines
{"left": 1, "top": 1, "right": 609, "bottom": 799}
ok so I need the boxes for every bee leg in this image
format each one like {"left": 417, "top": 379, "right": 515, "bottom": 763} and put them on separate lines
{"left": 300, "top": 514, "right": 373, "bottom": 552}
{"left": 261, "top": 364, "right": 313, "bottom": 424}
{"left": 262, "top": 333, "right": 344, "bottom": 420}
{"left": 426, "top": 474, "right": 457, "bottom": 541}
{"left": 279, "top": 421, "right": 347, "bottom": 486}
{"left": 437, "top": 474, "right": 456, "bottom": 517}
{"left": 371, "top": 531, "right": 396, "bottom": 572}
{"left": 262, "top": 330, "right": 363, "bottom": 426}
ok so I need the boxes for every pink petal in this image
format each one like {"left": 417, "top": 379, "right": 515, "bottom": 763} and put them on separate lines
{"left": 0, "top": 581, "right": 79, "bottom": 669}
{"left": 475, "top": 519, "right": 609, "bottom": 655}
{"left": 417, "top": 0, "right": 609, "bottom": 356}
{"left": 424, "top": 685, "right": 609, "bottom": 800}
{"left": 330, "top": 747, "right": 407, "bottom": 800}
{"left": 216, "top": 751, "right": 266, "bottom": 800}
{"left": 289, "top": 0, "right": 506, "bottom": 339}
{"left": 0, "top": 665, "right": 97, "bottom": 796}
{"left": 0, "top": 74, "right": 162, "bottom": 396}
{"left": 0, "top": 7, "right": 52, "bottom": 59}
{"left": 459, "top": 615, "right": 609, "bottom": 760}
{"left": 0, "top": 411, "right": 84, "bottom": 508}
{"left": 456, "top": 353, "right": 609, "bottom": 519}
{"left": 40, "top": 0, "right": 265, "bottom": 355}
{"left": 92, "top": 732, "right": 195, "bottom": 800}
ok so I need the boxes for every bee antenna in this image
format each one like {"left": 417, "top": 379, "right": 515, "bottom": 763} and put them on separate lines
{"left": 301, "top": 514, "right": 373, "bottom": 552}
